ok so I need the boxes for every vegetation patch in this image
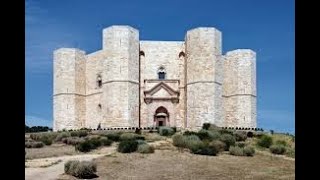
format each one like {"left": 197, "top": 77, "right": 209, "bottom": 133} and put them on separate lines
{"left": 137, "top": 144, "right": 155, "bottom": 154}
{"left": 64, "top": 160, "right": 97, "bottom": 179}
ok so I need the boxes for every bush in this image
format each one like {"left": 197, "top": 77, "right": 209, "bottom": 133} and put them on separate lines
{"left": 209, "top": 140, "right": 226, "bottom": 153}
{"left": 243, "top": 146, "right": 255, "bottom": 156}
{"left": 65, "top": 160, "right": 97, "bottom": 179}
{"left": 99, "top": 137, "right": 112, "bottom": 146}
{"left": 218, "top": 129, "right": 234, "bottom": 135}
{"left": 183, "top": 131, "right": 198, "bottom": 136}
{"left": 172, "top": 134, "right": 185, "bottom": 147}
{"left": 159, "top": 127, "right": 175, "bottom": 136}
{"left": 191, "top": 145, "right": 218, "bottom": 156}
{"left": 229, "top": 146, "right": 244, "bottom": 156}
{"left": 257, "top": 135, "right": 273, "bottom": 148}
{"left": 62, "top": 137, "right": 84, "bottom": 146}
{"left": 202, "top": 123, "right": 211, "bottom": 130}
{"left": 136, "top": 140, "right": 147, "bottom": 145}
{"left": 117, "top": 140, "right": 138, "bottom": 153}
{"left": 197, "top": 129, "right": 220, "bottom": 141}
{"left": 120, "top": 133, "right": 138, "bottom": 141}
{"left": 55, "top": 132, "right": 71, "bottom": 142}
{"left": 235, "top": 142, "right": 246, "bottom": 148}
{"left": 220, "top": 134, "right": 236, "bottom": 150}
{"left": 286, "top": 148, "right": 295, "bottom": 158}
{"left": 172, "top": 127, "right": 177, "bottom": 132}
{"left": 25, "top": 141, "right": 44, "bottom": 148}
{"left": 184, "top": 135, "right": 204, "bottom": 152}
{"left": 105, "top": 133, "right": 121, "bottom": 141}
{"left": 75, "top": 141, "right": 94, "bottom": 152}
{"left": 30, "top": 132, "right": 57, "bottom": 145}
{"left": 275, "top": 140, "right": 287, "bottom": 146}
{"left": 270, "top": 144, "right": 286, "bottom": 155}
{"left": 138, "top": 144, "right": 155, "bottom": 154}
{"left": 234, "top": 131, "right": 247, "bottom": 141}
{"left": 70, "top": 130, "right": 88, "bottom": 137}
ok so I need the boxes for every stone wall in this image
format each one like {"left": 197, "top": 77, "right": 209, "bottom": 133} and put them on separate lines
{"left": 185, "top": 27, "right": 223, "bottom": 129}
{"left": 53, "top": 48, "right": 86, "bottom": 131}
{"left": 223, "top": 49, "right": 256, "bottom": 128}
{"left": 139, "top": 41, "right": 185, "bottom": 128}
{"left": 101, "top": 26, "right": 140, "bottom": 127}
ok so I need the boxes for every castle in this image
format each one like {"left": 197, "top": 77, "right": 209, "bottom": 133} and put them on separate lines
{"left": 53, "top": 25, "right": 257, "bottom": 131}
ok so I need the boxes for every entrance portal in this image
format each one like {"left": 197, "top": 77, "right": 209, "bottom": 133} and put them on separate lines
{"left": 154, "top": 107, "right": 169, "bottom": 127}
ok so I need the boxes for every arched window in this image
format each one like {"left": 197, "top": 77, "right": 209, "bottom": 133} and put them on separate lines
{"left": 97, "top": 75, "right": 102, "bottom": 88}
{"left": 158, "top": 67, "right": 166, "bottom": 80}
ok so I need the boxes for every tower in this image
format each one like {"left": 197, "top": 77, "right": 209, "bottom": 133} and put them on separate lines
{"left": 101, "top": 25, "right": 140, "bottom": 127}
{"left": 223, "top": 49, "right": 257, "bottom": 128}
{"left": 53, "top": 48, "right": 86, "bottom": 131}
{"left": 185, "top": 27, "right": 223, "bottom": 129}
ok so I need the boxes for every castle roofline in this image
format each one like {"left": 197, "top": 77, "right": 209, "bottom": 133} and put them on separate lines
{"left": 225, "top": 49, "right": 256, "bottom": 56}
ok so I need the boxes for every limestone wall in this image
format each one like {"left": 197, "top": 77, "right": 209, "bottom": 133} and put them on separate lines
{"left": 185, "top": 27, "right": 223, "bottom": 129}
{"left": 101, "top": 26, "right": 140, "bottom": 127}
{"left": 223, "top": 49, "right": 256, "bottom": 128}
{"left": 139, "top": 41, "right": 185, "bottom": 128}
{"left": 53, "top": 48, "right": 86, "bottom": 131}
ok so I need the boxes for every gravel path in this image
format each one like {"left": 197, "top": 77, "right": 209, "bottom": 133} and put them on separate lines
{"left": 25, "top": 147, "right": 116, "bottom": 180}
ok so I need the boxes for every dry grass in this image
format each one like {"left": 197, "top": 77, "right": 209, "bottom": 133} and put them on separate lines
{"left": 25, "top": 143, "right": 82, "bottom": 159}
{"left": 93, "top": 150, "right": 294, "bottom": 180}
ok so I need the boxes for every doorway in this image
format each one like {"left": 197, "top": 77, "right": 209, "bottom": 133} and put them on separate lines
{"left": 154, "top": 106, "right": 169, "bottom": 127}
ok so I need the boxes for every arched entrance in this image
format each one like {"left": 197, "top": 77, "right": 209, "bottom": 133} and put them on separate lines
{"left": 154, "top": 106, "right": 169, "bottom": 127}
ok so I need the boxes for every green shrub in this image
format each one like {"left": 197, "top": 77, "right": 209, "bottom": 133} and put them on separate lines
{"left": 229, "top": 146, "right": 244, "bottom": 156}
{"left": 234, "top": 131, "right": 247, "bottom": 141}
{"left": 75, "top": 141, "right": 94, "bottom": 152}
{"left": 65, "top": 160, "right": 97, "bottom": 179}
{"left": 25, "top": 141, "right": 44, "bottom": 148}
{"left": 120, "top": 133, "right": 138, "bottom": 141}
{"left": 62, "top": 137, "right": 84, "bottom": 146}
{"left": 137, "top": 144, "right": 155, "bottom": 154}
{"left": 190, "top": 142, "right": 218, "bottom": 156}
{"left": 209, "top": 140, "right": 226, "bottom": 153}
{"left": 270, "top": 144, "right": 286, "bottom": 155}
{"left": 136, "top": 140, "right": 147, "bottom": 145}
{"left": 172, "top": 134, "right": 185, "bottom": 147}
{"left": 285, "top": 148, "right": 295, "bottom": 158}
{"left": 197, "top": 129, "right": 221, "bottom": 141}
{"left": 235, "top": 142, "right": 246, "bottom": 148}
{"left": 55, "top": 132, "right": 71, "bottom": 142}
{"left": 117, "top": 140, "right": 138, "bottom": 153}
{"left": 275, "top": 140, "right": 287, "bottom": 146}
{"left": 30, "top": 132, "right": 57, "bottom": 145}
{"left": 70, "top": 130, "right": 88, "bottom": 137}
{"left": 202, "top": 123, "right": 211, "bottom": 130}
{"left": 257, "top": 135, "right": 273, "bottom": 148}
{"left": 159, "top": 127, "right": 175, "bottom": 136}
{"left": 105, "top": 133, "right": 121, "bottom": 141}
{"left": 243, "top": 146, "right": 255, "bottom": 156}
{"left": 184, "top": 135, "right": 204, "bottom": 152}
{"left": 218, "top": 129, "right": 234, "bottom": 135}
{"left": 220, "top": 134, "right": 236, "bottom": 150}
{"left": 88, "top": 137, "right": 102, "bottom": 147}
{"left": 172, "top": 127, "right": 177, "bottom": 132}
{"left": 183, "top": 131, "right": 198, "bottom": 136}
{"left": 100, "top": 137, "right": 112, "bottom": 146}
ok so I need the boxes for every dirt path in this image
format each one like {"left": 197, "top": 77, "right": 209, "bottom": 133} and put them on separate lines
{"left": 25, "top": 147, "right": 116, "bottom": 180}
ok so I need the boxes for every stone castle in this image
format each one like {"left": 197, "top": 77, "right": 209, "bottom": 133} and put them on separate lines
{"left": 53, "top": 25, "right": 257, "bottom": 131}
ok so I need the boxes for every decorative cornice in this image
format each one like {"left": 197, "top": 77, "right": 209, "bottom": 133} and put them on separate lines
{"left": 187, "top": 81, "right": 222, "bottom": 86}
{"left": 102, "top": 80, "right": 139, "bottom": 85}
{"left": 53, "top": 92, "right": 102, "bottom": 97}
{"left": 223, "top": 94, "right": 256, "bottom": 98}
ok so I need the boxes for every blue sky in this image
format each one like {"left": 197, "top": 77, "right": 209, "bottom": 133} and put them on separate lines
{"left": 25, "top": 0, "right": 295, "bottom": 134}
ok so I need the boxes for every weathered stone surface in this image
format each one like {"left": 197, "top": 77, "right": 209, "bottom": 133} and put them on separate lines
{"left": 53, "top": 25, "right": 257, "bottom": 131}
